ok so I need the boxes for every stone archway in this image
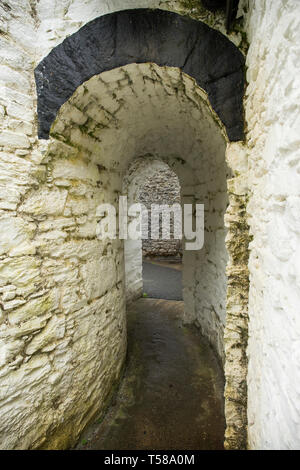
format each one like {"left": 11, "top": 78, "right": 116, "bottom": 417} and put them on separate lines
{"left": 122, "top": 156, "right": 183, "bottom": 303}
{"left": 35, "top": 9, "right": 244, "bottom": 142}
{"left": 35, "top": 59, "right": 246, "bottom": 448}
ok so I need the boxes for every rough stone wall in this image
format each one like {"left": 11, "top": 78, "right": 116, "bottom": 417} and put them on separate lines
{"left": 0, "top": 2, "right": 36, "bottom": 161}
{"left": 243, "top": 0, "right": 300, "bottom": 450}
{"left": 138, "top": 162, "right": 182, "bottom": 258}
{"left": 224, "top": 142, "right": 250, "bottom": 449}
{"left": 0, "top": 105, "right": 127, "bottom": 449}
{"left": 183, "top": 162, "right": 230, "bottom": 366}
{"left": 0, "top": 3, "right": 127, "bottom": 446}
{"left": 33, "top": 0, "right": 247, "bottom": 62}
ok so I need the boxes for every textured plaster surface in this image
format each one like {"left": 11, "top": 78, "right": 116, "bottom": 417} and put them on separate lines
{"left": 244, "top": 0, "right": 300, "bottom": 450}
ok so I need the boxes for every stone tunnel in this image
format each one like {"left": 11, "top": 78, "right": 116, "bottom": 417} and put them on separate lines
{"left": 0, "top": 0, "right": 299, "bottom": 451}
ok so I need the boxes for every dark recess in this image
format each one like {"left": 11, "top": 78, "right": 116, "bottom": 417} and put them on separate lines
{"left": 201, "top": 0, "right": 227, "bottom": 11}
{"left": 201, "top": 0, "right": 240, "bottom": 32}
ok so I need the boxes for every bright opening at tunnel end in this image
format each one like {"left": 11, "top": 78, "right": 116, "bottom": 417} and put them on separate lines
{"left": 96, "top": 196, "right": 204, "bottom": 251}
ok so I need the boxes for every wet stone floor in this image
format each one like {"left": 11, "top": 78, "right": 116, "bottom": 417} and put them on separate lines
{"left": 76, "top": 298, "right": 225, "bottom": 450}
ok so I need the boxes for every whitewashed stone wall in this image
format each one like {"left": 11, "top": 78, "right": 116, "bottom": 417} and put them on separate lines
{"left": 189, "top": 140, "right": 230, "bottom": 365}
{"left": 0, "top": 98, "right": 127, "bottom": 449}
{"left": 3, "top": 0, "right": 299, "bottom": 452}
{"left": 244, "top": 0, "right": 300, "bottom": 450}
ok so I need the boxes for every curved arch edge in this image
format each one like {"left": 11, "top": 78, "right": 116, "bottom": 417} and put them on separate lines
{"left": 34, "top": 8, "right": 245, "bottom": 142}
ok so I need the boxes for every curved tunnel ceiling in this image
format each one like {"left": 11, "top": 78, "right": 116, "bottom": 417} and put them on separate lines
{"left": 35, "top": 8, "right": 245, "bottom": 141}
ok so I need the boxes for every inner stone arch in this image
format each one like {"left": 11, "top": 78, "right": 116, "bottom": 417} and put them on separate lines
{"left": 122, "top": 156, "right": 183, "bottom": 303}
{"left": 20, "top": 62, "right": 233, "bottom": 448}
{"left": 34, "top": 8, "right": 245, "bottom": 142}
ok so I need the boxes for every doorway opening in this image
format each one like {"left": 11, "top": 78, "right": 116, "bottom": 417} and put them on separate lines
{"left": 82, "top": 150, "right": 226, "bottom": 450}
{"left": 31, "top": 29, "right": 247, "bottom": 447}
{"left": 123, "top": 157, "right": 183, "bottom": 302}
{"left": 38, "top": 62, "right": 232, "bottom": 449}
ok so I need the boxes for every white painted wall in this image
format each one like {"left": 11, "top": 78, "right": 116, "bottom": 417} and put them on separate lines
{"left": 245, "top": 0, "right": 300, "bottom": 450}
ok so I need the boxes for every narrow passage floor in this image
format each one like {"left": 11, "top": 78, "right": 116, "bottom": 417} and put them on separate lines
{"left": 76, "top": 297, "right": 225, "bottom": 450}
{"left": 142, "top": 260, "right": 183, "bottom": 301}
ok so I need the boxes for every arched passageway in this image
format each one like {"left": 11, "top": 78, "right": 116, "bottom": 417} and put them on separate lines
{"left": 0, "top": 9, "right": 249, "bottom": 451}
{"left": 32, "top": 60, "right": 233, "bottom": 448}
{"left": 1, "top": 0, "right": 299, "bottom": 452}
{"left": 122, "top": 157, "right": 183, "bottom": 302}
{"left": 35, "top": 9, "right": 244, "bottom": 142}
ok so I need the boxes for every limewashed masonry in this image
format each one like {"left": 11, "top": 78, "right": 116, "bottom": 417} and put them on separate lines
{"left": 0, "top": 0, "right": 299, "bottom": 451}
